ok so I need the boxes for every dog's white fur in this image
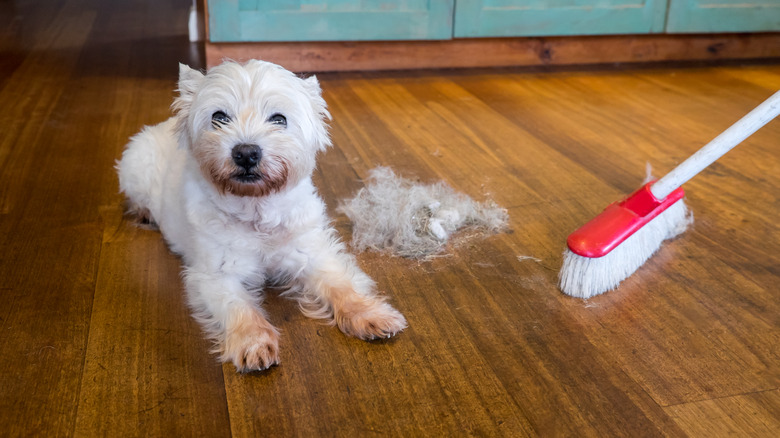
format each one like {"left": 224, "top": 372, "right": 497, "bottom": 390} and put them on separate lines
{"left": 117, "top": 60, "right": 406, "bottom": 372}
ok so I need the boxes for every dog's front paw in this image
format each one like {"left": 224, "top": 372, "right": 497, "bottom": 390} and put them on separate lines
{"left": 223, "top": 310, "right": 281, "bottom": 372}
{"left": 335, "top": 297, "right": 407, "bottom": 340}
{"left": 224, "top": 325, "right": 280, "bottom": 372}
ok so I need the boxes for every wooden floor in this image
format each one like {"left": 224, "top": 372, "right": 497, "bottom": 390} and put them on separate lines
{"left": 2, "top": 1, "right": 779, "bottom": 436}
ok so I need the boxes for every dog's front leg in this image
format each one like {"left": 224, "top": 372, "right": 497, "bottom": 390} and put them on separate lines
{"left": 292, "top": 238, "right": 407, "bottom": 340}
{"left": 184, "top": 271, "right": 280, "bottom": 372}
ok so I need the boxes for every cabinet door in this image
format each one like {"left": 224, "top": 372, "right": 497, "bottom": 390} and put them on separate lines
{"left": 454, "top": 0, "right": 668, "bottom": 37}
{"left": 208, "top": 0, "right": 455, "bottom": 42}
{"left": 667, "top": 0, "right": 780, "bottom": 33}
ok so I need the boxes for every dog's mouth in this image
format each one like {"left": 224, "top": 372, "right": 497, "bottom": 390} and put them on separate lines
{"left": 216, "top": 160, "right": 289, "bottom": 197}
{"left": 231, "top": 172, "right": 261, "bottom": 183}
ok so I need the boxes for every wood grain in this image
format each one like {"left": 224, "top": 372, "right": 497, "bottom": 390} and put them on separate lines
{"left": 666, "top": 389, "right": 780, "bottom": 436}
{"left": 1, "top": 1, "right": 779, "bottom": 436}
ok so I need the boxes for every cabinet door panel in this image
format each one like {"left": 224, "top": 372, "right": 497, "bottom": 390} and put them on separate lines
{"left": 667, "top": 0, "right": 780, "bottom": 33}
{"left": 209, "top": 0, "right": 455, "bottom": 42}
{"left": 454, "top": 0, "right": 668, "bottom": 37}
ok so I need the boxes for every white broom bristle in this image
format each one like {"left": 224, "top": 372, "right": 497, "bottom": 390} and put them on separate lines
{"left": 559, "top": 198, "right": 693, "bottom": 299}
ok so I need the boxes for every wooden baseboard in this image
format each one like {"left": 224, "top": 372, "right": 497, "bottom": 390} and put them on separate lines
{"left": 205, "top": 33, "right": 780, "bottom": 72}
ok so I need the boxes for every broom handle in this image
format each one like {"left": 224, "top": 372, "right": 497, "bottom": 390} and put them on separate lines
{"left": 651, "top": 90, "right": 780, "bottom": 200}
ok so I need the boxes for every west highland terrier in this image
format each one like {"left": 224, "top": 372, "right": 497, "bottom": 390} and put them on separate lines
{"left": 117, "top": 60, "right": 407, "bottom": 372}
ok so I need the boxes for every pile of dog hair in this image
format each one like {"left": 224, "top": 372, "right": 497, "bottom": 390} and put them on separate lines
{"left": 338, "top": 167, "right": 508, "bottom": 259}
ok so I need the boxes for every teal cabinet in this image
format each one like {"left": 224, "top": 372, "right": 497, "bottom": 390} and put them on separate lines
{"left": 666, "top": 0, "right": 780, "bottom": 33}
{"left": 454, "top": 0, "right": 668, "bottom": 37}
{"left": 207, "top": 0, "right": 780, "bottom": 42}
{"left": 208, "top": 0, "right": 455, "bottom": 42}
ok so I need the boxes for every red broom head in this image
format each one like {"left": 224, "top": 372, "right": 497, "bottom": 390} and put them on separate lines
{"left": 567, "top": 182, "right": 686, "bottom": 258}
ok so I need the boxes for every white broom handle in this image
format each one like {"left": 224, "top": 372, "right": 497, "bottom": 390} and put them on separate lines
{"left": 651, "top": 90, "right": 780, "bottom": 200}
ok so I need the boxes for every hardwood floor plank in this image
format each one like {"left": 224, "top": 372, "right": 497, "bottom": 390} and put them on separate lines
{"left": 666, "top": 389, "right": 780, "bottom": 436}
{"left": 0, "top": 221, "right": 102, "bottom": 436}
{"left": 0, "top": 6, "right": 97, "bottom": 215}
{"left": 719, "top": 65, "right": 780, "bottom": 90}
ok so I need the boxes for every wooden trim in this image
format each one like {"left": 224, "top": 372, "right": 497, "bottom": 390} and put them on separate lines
{"left": 200, "top": 0, "right": 209, "bottom": 42}
{"left": 205, "top": 33, "right": 780, "bottom": 72}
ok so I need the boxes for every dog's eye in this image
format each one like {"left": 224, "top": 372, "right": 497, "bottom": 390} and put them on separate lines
{"left": 268, "top": 113, "right": 287, "bottom": 127}
{"left": 211, "top": 111, "right": 230, "bottom": 128}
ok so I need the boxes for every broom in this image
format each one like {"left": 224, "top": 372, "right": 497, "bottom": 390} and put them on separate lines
{"left": 559, "top": 90, "right": 780, "bottom": 299}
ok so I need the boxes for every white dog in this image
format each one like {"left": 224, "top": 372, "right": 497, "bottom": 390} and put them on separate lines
{"left": 117, "top": 60, "right": 406, "bottom": 372}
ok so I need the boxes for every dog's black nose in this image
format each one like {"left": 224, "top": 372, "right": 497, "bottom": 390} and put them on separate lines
{"left": 231, "top": 144, "right": 262, "bottom": 170}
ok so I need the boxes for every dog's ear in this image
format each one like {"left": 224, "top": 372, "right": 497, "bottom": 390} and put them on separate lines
{"left": 178, "top": 63, "right": 204, "bottom": 96}
{"left": 300, "top": 75, "right": 332, "bottom": 152}
{"left": 172, "top": 64, "right": 204, "bottom": 117}
{"left": 303, "top": 75, "right": 322, "bottom": 97}
{"left": 302, "top": 75, "right": 331, "bottom": 121}
{"left": 172, "top": 64, "right": 205, "bottom": 146}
